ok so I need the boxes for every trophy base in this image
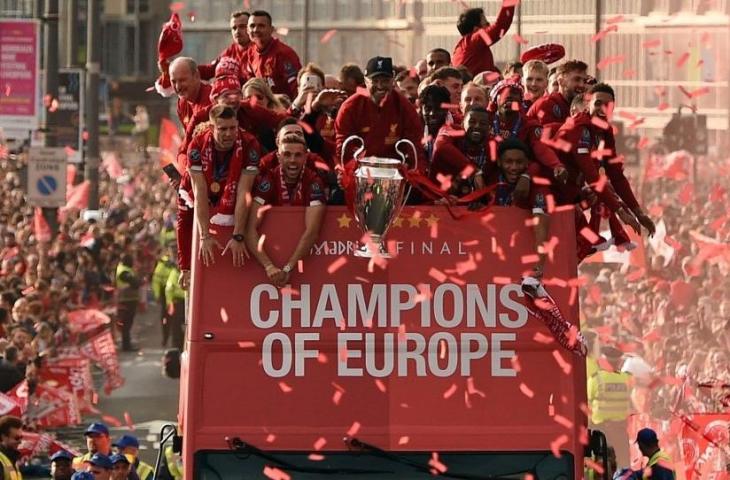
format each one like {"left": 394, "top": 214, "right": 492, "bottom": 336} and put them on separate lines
{"left": 354, "top": 244, "right": 391, "bottom": 259}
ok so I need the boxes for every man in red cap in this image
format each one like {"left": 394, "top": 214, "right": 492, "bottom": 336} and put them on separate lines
{"left": 170, "top": 57, "right": 212, "bottom": 170}
{"left": 527, "top": 60, "right": 588, "bottom": 128}
{"left": 246, "top": 134, "right": 327, "bottom": 287}
{"left": 488, "top": 77, "right": 568, "bottom": 187}
{"left": 176, "top": 105, "right": 262, "bottom": 286}
{"left": 197, "top": 11, "right": 251, "bottom": 82}
{"left": 246, "top": 10, "right": 302, "bottom": 99}
{"left": 451, "top": 1, "right": 516, "bottom": 76}
{"left": 335, "top": 56, "right": 425, "bottom": 171}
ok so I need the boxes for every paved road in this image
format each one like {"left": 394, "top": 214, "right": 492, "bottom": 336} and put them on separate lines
{"left": 54, "top": 302, "right": 180, "bottom": 466}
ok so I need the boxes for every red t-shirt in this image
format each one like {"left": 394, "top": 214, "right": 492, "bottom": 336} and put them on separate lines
{"left": 452, "top": 5, "right": 515, "bottom": 76}
{"left": 554, "top": 113, "right": 622, "bottom": 210}
{"left": 253, "top": 166, "right": 326, "bottom": 207}
{"left": 430, "top": 128, "right": 492, "bottom": 181}
{"left": 485, "top": 171, "right": 550, "bottom": 214}
{"left": 335, "top": 90, "right": 425, "bottom": 172}
{"left": 246, "top": 38, "right": 302, "bottom": 99}
{"left": 488, "top": 112, "right": 562, "bottom": 170}
{"left": 198, "top": 42, "right": 251, "bottom": 83}
{"left": 526, "top": 91, "right": 571, "bottom": 126}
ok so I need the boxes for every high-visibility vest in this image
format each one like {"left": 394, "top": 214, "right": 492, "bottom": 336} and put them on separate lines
{"left": 165, "top": 445, "right": 183, "bottom": 479}
{"left": 644, "top": 450, "right": 675, "bottom": 479}
{"left": 165, "top": 269, "right": 186, "bottom": 306}
{"left": 136, "top": 460, "right": 154, "bottom": 480}
{"left": 0, "top": 451, "right": 20, "bottom": 480}
{"left": 588, "top": 370, "right": 631, "bottom": 423}
{"left": 116, "top": 263, "right": 138, "bottom": 303}
{"left": 152, "top": 257, "right": 173, "bottom": 300}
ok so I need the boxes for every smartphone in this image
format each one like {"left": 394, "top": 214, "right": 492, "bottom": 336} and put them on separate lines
{"left": 162, "top": 163, "right": 182, "bottom": 184}
{"left": 302, "top": 73, "right": 322, "bottom": 91}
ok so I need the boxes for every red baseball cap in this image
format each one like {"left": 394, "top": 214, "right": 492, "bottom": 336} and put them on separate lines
{"left": 521, "top": 43, "right": 566, "bottom": 65}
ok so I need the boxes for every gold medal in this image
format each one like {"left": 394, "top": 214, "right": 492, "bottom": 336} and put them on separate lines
{"left": 210, "top": 181, "right": 221, "bottom": 193}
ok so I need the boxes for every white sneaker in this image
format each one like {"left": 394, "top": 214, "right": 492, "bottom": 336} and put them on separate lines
{"left": 521, "top": 275, "right": 548, "bottom": 298}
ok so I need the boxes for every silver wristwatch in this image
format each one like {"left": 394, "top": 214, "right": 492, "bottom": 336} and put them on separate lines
{"left": 282, "top": 264, "right": 293, "bottom": 273}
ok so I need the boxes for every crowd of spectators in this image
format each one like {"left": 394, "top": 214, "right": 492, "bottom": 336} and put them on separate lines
{"left": 580, "top": 148, "right": 730, "bottom": 418}
{"left": 0, "top": 141, "right": 176, "bottom": 403}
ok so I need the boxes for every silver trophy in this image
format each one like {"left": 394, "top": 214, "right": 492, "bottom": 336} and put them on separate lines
{"left": 340, "top": 135, "right": 417, "bottom": 258}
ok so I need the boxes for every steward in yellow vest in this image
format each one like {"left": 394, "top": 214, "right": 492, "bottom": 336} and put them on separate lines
{"left": 0, "top": 416, "right": 24, "bottom": 480}
{"left": 635, "top": 428, "right": 675, "bottom": 480}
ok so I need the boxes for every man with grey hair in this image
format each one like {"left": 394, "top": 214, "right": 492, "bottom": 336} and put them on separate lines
{"left": 169, "top": 57, "right": 212, "bottom": 170}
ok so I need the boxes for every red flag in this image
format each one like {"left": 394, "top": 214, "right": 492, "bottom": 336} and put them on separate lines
{"left": 33, "top": 208, "right": 52, "bottom": 243}
{"left": 159, "top": 118, "right": 181, "bottom": 167}
{"left": 101, "top": 152, "right": 123, "bottom": 179}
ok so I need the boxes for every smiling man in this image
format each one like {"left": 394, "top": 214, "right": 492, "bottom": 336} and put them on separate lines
{"left": 527, "top": 59, "right": 588, "bottom": 127}
{"left": 198, "top": 11, "right": 252, "bottom": 82}
{"left": 335, "top": 56, "right": 425, "bottom": 172}
{"left": 247, "top": 134, "right": 327, "bottom": 288}
{"left": 0, "top": 416, "right": 23, "bottom": 480}
{"left": 246, "top": 10, "right": 302, "bottom": 98}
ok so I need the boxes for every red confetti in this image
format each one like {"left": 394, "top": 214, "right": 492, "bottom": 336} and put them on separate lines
{"left": 220, "top": 307, "right": 229, "bottom": 323}
{"left": 374, "top": 379, "right": 386, "bottom": 393}
{"left": 596, "top": 55, "right": 625, "bottom": 70}
{"left": 676, "top": 52, "right": 690, "bottom": 68}
{"left": 3, "top": 84, "right": 10, "bottom": 96}
{"left": 124, "top": 412, "right": 135, "bottom": 430}
{"left": 278, "top": 382, "right": 293, "bottom": 393}
{"left": 552, "top": 350, "right": 572, "bottom": 375}
{"left": 443, "top": 383, "right": 458, "bottom": 399}
{"left": 398, "top": 436, "right": 410, "bottom": 445}
{"left": 346, "top": 421, "right": 361, "bottom": 436}
{"left": 169, "top": 2, "right": 185, "bottom": 13}
{"left": 320, "top": 29, "right": 337, "bottom": 44}
{"left": 237, "top": 341, "right": 255, "bottom": 349}
{"left": 313, "top": 437, "right": 327, "bottom": 450}
{"left": 580, "top": 227, "right": 600, "bottom": 244}
{"left": 428, "top": 452, "right": 448, "bottom": 474}
{"left": 553, "top": 414, "right": 574, "bottom": 429}
{"left": 308, "top": 453, "right": 324, "bottom": 461}
{"left": 512, "top": 33, "right": 529, "bottom": 45}
{"left": 533, "top": 332, "right": 555, "bottom": 344}
{"left": 263, "top": 466, "right": 291, "bottom": 480}
{"left": 327, "top": 256, "right": 347, "bottom": 274}
{"left": 642, "top": 39, "right": 661, "bottom": 49}
{"left": 550, "top": 434, "right": 568, "bottom": 458}
{"left": 519, "top": 383, "right": 535, "bottom": 398}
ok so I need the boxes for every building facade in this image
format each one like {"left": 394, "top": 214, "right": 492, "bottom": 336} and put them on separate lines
{"left": 181, "top": 0, "right": 729, "bottom": 139}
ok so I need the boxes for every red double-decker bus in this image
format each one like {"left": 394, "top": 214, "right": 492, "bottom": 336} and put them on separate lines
{"left": 171, "top": 206, "right": 602, "bottom": 479}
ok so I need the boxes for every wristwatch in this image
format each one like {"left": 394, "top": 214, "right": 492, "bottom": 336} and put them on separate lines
{"left": 232, "top": 234, "right": 244, "bottom": 242}
{"left": 282, "top": 264, "right": 293, "bottom": 274}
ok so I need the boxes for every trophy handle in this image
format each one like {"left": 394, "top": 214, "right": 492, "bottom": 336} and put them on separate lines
{"left": 395, "top": 139, "right": 418, "bottom": 206}
{"left": 395, "top": 139, "right": 418, "bottom": 171}
{"left": 340, "top": 135, "right": 365, "bottom": 167}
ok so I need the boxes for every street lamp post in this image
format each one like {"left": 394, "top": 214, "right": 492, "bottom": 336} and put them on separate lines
{"left": 85, "top": 0, "right": 101, "bottom": 210}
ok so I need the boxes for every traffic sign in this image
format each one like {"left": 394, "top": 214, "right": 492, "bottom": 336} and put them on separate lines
{"left": 27, "top": 147, "right": 66, "bottom": 207}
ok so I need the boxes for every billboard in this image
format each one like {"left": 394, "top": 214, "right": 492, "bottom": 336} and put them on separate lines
{"left": 0, "top": 19, "right": 41, "bottom": 132}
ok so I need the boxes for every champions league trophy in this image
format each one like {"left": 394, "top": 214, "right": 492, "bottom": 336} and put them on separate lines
{"left": 341, "top": 135, "right": 417, "bottom": 258}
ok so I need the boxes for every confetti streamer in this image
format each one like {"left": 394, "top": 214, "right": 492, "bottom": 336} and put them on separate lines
{"left": 428, "top": 452, "right": 448, "bottom": 474}
{"left": 313, "top": 437, "right": 327, "bottom": 450}
{"left": 327, "top": 256, "right": 347, "bottom": 274}
{"left": 220, "top": 307, "right": 229, "bottom": 323}
{"left": 278, "top": 382, "right": 293, "bottom": 393}
{"left": 519, "top": 383, "right": 535, "bottom": 398}
{"left": 398, "top": 436, "right": 410, "bottom": 445}
{"left": 320, "top": 29, "right": 337, "bottom": 44}
{"left": 443, "top": 383, "right": 458, "bottom": 399}
{"left": 237, "top": 341, "right": 255, "bottom": 349}
{"left": 263, "top": 466, "right": 291, "bottom": 480}
{"left": 346, "top": 421, "right": 361, "bottom": 436}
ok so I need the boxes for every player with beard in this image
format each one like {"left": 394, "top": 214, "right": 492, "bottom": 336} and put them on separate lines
{"left": 555, "top": 84, "right": 654, "bottom": 253}
{"left": 197, "top": 11, "right": 252, "bottom": 82}
{"left": 420, "top": 85, "right": 452, "bottom": 169}
{"left": 527, "top": 60, "right": 588, "bottom": 127}
{"left": 247, "top": 135, "right": 327, "bottom": 288}
{"left": 488, "top": 78, "right": 568, "bottom": 187}
{"left": 335, "top": 56, "right": 424, "bottom": 172}
{"left": 246, "top": 10, "right": 302, "bottom": 98}
{"left": 553, "top": 85, "right": 646, "bottom": 260}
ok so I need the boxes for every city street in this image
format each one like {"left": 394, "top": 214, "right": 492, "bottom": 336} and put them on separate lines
{"left": 54, "top": 304, "right": 179, "bottom": 466}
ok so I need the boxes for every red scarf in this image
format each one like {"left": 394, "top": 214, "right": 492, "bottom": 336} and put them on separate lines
{"left": 198, "top": 128, "right": 245, "bottom": 216}
{"left": 278, "top": 165, "right": 304, "bottom": 205}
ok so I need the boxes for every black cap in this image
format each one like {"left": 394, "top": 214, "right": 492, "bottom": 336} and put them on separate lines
{"left": 365, "top": 56, "right": 394, "bottom": 78}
